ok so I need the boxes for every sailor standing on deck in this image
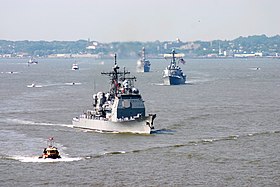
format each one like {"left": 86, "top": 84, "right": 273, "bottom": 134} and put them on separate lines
{"left": 93, "top": 94, "right": 97, "bottom": 107}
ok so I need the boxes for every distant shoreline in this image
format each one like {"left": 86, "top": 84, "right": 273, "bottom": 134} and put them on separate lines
{"left": 1, "top": 56, "right": 279, "bottom": 60}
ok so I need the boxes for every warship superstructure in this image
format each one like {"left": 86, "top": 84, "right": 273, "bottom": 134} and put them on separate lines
{"left": 163, "top": 49, "right": 186, "bottom": 85}
{"left": 136, "top": 47, "right": 151, "bottom": 72}
{"left": 73, "top": 54, "right": 156, "bottom": 134}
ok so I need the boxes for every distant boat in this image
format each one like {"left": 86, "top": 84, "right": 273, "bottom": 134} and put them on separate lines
{"left": 27, "top": 83, "right": 36, "bottom": 88}
{"left": 136, "top": 47, "right": 151, "bottom": 73}
{"left": 72, "top": 63, "right": 79, "bottom": 70}
{"left": 27, "top": 83, "right": 42, "bottom": 88}
{"left": 28, "top": 58, "right": 38, "bottom": 65}
{"left": 162, "top": 49, "right": 186, "bottom": 85}
{"left": 7, "top": 71, "right": 18, "bottom": 74}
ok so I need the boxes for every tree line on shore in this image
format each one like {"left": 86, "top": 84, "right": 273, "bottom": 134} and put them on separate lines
{"left": 0, "top": 34, "right": 279, "bottom": 58}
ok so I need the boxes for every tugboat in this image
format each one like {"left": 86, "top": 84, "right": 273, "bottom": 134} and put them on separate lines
{"left": 163, "top": 49, "right": 186, "bottom": 85}
{"left": 73, "top": 54, "right": 156, "bottom": 134}
{"left": 136, "top": 47, "right": 151, "bottom": 73}
{"left": 39, "top": 137, "right": 61, "bottom": 159}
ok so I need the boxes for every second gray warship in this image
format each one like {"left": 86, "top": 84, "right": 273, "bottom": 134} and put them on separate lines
{"left": 73, "top": 54, "right": 156, "bottom": 134}
{"left": 163, "top": 49, "right": 186, "bottom": 85}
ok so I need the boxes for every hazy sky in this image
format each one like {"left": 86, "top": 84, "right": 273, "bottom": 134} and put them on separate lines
{"left": 0, "top": 0, "right": 279, "bottom": 42}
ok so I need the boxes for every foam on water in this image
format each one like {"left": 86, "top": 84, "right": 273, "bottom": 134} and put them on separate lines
{"left": 10, "top": 156, "right": 82, "bottom": 163}
{"left": 5, "top": 71, "right": 20, "bottom": 74}
{"left": 5, "top": 118, "right": 73, "bottom": 128}
{"left": 249, "top": 67, "right": 261, "bottom": 71}
{"left": 25, "top": 82, "right": 82, "bottom": 88}
{"left": 152, "top": 83, "right": 165, "bottom": 86}
{"left": 187, "top": 78, "right": 212, "bottom": 84}
{"left": 103, "top": 151, "right": 126, "bottom": 155}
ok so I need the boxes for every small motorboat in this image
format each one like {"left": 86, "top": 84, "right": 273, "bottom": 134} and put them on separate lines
{"left": 28, "top": 58, "right": 38, "bottom": 65}
{"left": 39, "top": 137, "right": 61, "bottom": 159}
{"left": 72, "top": 63, "right": 79, "bottom": 70}
{"left": 27, "top": 83, "right": 36, "bottom": 88}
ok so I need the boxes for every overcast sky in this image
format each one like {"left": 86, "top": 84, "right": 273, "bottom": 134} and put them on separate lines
{"left": 0, "top": 0, "right": 279, "bottom": 42}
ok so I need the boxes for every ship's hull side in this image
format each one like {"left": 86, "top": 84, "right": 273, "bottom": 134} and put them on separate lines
{"left": 72, "top": 115, "right": 155, "bottom": 134}
{"left": 143, "top": 65, "right": 150, "bottom": 72}
{"left": 136, "top": 60, "right": 150, "bottom": 73}
{"left": 136, "top": 64, "right": 150, "bottom": 73}
{"left": 163, "top": 75, "right": 186, "bottom": 85}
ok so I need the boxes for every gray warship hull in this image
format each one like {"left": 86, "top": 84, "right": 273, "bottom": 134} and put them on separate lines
{"left": 72, "top": 114, "right": 155, "bottom": 134}
{"left": 136, "top": 65, "right": 150, "bottom": 73}
{"left": 136, "top": 60, "right": 150, "bottom": 73}
{"left": 163, "top": 75, "right": 186, "bottom": 85}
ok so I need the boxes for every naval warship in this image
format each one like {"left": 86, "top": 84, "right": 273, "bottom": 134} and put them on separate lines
{"left": 72, "top": 54, "right": 156, "bottom": 134}
{"left": 163, "top": 49, "right": 186, "bottom": 85}
{"left": 136, "top": 47, "right": 151, "bottom": 73}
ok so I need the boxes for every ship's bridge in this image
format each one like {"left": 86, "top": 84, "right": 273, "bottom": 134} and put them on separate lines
{"left": 115, "top": 94, "right": 145, "bottom": 119}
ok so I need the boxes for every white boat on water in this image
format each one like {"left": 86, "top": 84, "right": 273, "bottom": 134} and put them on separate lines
{"left": 28, "top": 58, "right": 38, "bottom": 65}
{"left": 72, "top": 54, "right": 156, "bottom": 134}
{"left": 27, "top": 83, "right": 42, "bottom": 88}
{"left": 27, "top": 83, "right": 36, "bottom": 88}
{"left": 72, "top": 64, "right": 79, "bottom": 70}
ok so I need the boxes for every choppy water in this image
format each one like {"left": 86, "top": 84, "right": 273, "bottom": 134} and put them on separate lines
{"left": 0, "top": 57, "right": 280, "bottom": 186}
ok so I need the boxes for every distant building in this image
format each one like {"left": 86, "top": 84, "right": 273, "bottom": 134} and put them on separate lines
{"left": 86, "top": 40, "right": 98, "bottom": 50}
{"left": 48, "top": 54, "right": 72, "bottom": 58}
{"left": 234, "top": 52, "right": 263, "bottom": 58}
{"left": 207, "top": 53, "right": 218, "bottom": 58}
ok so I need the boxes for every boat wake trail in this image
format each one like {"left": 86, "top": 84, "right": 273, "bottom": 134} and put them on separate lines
{"left": 249, "top": 67, "right": 261, "bottom": 71}
{"left": 84, "top": 130, "right": 280, "bottom": 158}
{"left": 151, "top": 128, "right": 175, "bottom": 134}
{"left": 8, "top": 156, "right": 82, "bottom": 163}
{"left": 26, "top": 82, "right": 82, "bottom": 88}
{"left": 152, "top": 83, "right": 165, "bottom": 86}
{"left": 103, "top": 151, "right": 126, "bottom": 155}
{"left": 1, "top": 71, "right": 20, "bottom": 74}
{"left": 165, "top": 130, "right": 280, "bottom": 149}
{"left": 65, "top": 82, "right": 82, "bottom": 86}
{"left": 187, "top": 78, "right": 212, "bottom": 84}
{"left": 83, "top": 151, "right": 128, "bottom": 159}
{"left": 5, "top": 118, "right": 73, "bottom": 128}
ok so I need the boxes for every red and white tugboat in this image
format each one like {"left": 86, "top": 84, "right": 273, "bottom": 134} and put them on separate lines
{"left": 39, "top": 137, "right": 61, "bottom": 159}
